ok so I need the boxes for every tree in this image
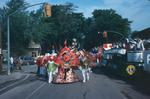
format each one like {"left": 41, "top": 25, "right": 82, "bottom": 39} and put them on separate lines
{"left": 1, "top": 0, "right": 29, "bottom": 55}
{"left": 93, "top": 9, "right": 131, "bottom": 38}
{"left": 39, "top": 3, "right": 86, "bottom": 52}
{"left": 0, "top": 7, "right": 7, "bottom": 49}
{"left": 84, "top": 9, "right": 131, "bottom": 50}
{"left": 0, "top": 1, "right": 132, "bottom": 54}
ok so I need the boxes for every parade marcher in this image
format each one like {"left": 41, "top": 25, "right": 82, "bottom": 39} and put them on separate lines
{"left": 42, "top": 53, "right": 51, "bottom": 76}
{"left": 40, "top": 57, "right": 45, "bottom": 75}
{"left": 36, "top": 56, "right": 45, "bottom": 76}
{"left": 96, "top": 46, "right": 103, "bottom": 63}
{"left": 51, "top": 45, "right": 57, "bottom": 54}
{"left": 47, "top": 56, "right": 58, "bottom": 83}
{"left": 79, "top": 50, "right": 91, "bottom": 83}
{"left": 71, "top": 38, "right": 80, "bottom": 52}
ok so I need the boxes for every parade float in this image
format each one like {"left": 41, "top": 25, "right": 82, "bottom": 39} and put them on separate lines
{"left": 53, "top": 45, "right": 80, "bottom": 84}
{"left": 101, "top": 37, "right": 150, "bottom": 77}
{"left": 35, "top": 39, "right": 99, "bottom": 83}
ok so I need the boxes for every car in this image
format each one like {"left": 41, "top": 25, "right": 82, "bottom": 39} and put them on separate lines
{"left": 19, "top": 56, "right": 35, "bottom": 65}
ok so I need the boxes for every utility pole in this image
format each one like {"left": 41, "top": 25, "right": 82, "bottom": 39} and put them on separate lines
{"left": 6, "top": 2, "right": 50, "bottom": 75}
{"left": 0, "top": 24, "right": 2, "bottom": 72}
{"left": 7, "top": 17, "right": 10, "bottom": 75}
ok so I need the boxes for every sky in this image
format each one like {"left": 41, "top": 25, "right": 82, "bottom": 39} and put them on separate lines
{"left": 0, "top": 0, "right": 150, "bottom": 31}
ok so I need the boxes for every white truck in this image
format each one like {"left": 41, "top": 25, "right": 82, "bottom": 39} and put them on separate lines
{"left": 102, "top": 48, "right": 150, "bottom": 76}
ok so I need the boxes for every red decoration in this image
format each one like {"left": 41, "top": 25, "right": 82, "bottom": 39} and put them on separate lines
{"left": 55, "top": 46, "right": 80, "bottom": 67}
{"left": 103, "top": 43, "right": 112, "bottom": 50}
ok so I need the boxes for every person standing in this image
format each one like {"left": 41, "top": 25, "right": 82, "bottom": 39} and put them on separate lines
{"left": 80, "top": 58, "right": 90, "bottom": 83}
{"left": 18, "top": 57, "right": 22, "bottom": 70}
{"left": 136, "top": 38, "right": 145, "bottom": 50}
{"left": 36, "top": 56, "right": 43, "bottom": 76}
{"left": 10, "top": 57, "right": 14, "bottom": 72}
{"left": 79, "top": 51, "right": 91, "bottom": 83}
{"left": 47, "top": 57, "right": 58, "bottom": 83}
{"left": 97, "top": 46, "right": 103, "bottom": 63}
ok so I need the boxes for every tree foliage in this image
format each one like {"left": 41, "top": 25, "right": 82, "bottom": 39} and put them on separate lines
{"left": 83, "top": 9, "right": 131, "bottom": 50}
{"left": 0, "top": 0, "right": 132, "bottom": 55}
{"left": 1, "top": 0, "right": 29, "bottom": 55}
{"left": 40, "top": 3, "right": 86, "bottom": 52}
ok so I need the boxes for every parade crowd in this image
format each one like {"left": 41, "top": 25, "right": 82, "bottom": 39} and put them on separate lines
{"left": 35, "top": 39, "right": 99, "bottom": 84}
{"left": 35, "top": 36, "right": 149, "bottom": 84}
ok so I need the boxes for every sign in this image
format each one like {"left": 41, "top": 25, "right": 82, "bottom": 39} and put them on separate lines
{"left": 147, "top": 54, "right": 150, "bottom": 64}
{"left": 103, "top": 43, "right": 112, "bottom": 50}
{"left": 144, "top": 50, "right": 150, "bottom": 72}
{"left": 126, "top": 65, "right": 136, "bottom": 75}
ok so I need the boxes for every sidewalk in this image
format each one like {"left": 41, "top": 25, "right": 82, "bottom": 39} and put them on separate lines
{"left": 0, "top": 64, "right": 37, "bottom": 85}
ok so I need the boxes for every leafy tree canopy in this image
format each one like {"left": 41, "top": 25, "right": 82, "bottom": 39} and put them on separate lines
{"left": 0, "top": 0, "right": 132, "bottom": 55}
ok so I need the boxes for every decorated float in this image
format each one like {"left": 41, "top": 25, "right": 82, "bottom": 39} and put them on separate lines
{"left": 35, "top": 39, "right": 99, "bottom": 84}
{"left": 53, "top": 45, "right": 80, "bottom": 84}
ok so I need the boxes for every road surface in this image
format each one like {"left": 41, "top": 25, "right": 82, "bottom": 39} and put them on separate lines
{"left": 0, "top": 66, "right": 150, "bottom": 99}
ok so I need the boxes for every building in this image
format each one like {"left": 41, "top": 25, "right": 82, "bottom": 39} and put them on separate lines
{"left": 132, "top": 28, "right": 150, "bottom": 39}
{"left": 28, "top": 41, "right": 41, "bottom": 58}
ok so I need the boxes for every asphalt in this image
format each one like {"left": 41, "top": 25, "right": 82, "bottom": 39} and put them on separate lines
{"left": 0, "top": 64, "right": 37, "bottom": 94}
{"left": 0, "top": 71, "right": 124, "bottom": 99}
{"left": 0, "top": 65, "right": 150, "bottom": 99}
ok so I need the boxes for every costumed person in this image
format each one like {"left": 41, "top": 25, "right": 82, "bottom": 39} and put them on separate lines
{"left": 53, "top": 40, "right": 79, "bottom": 84}
{"left": 47, "top": 56, "right": 58, "bottom": 83}
{"left": 97, "top": 46, "right": 103, "bottom": 63}
{"left": 51, "top": 45, "right": 57, "bottom": 54}
{"left": 51, "top": 46, "right": 57, "bottom": 60}
{"left": 71, "top": 38, "right": 80, "bottom": 52}
{"left": 79, "top": 50, "right": 91, "bottom": 83}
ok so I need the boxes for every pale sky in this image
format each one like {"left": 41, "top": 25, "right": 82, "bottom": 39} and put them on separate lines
{"left": 1, "top": 0, "right": 150, "bottom": 31}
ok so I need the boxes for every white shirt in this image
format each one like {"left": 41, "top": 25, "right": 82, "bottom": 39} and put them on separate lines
{"left": 10, "top": 57, "right": 13, "bottom": 64}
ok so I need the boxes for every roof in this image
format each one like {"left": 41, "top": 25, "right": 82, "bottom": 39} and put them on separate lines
{"left": 133, "top": 28, "right": 150, "bottom": 39}
{"left": 28, "top": 41, "right": 41, "bottom": 49}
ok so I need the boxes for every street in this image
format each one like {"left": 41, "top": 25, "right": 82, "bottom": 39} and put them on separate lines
{"left": 0, "top": 65, "right": 150, "bottom": 99}
{"left": 0, "top": 0, "right": 150, "bottom": 99}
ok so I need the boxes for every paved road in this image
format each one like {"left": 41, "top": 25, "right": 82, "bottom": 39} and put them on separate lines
{"left": 0, "top": 66, "right": 150, "bottom": 99}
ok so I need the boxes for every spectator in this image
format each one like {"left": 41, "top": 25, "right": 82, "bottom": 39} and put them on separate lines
{"left": 16, "top": 57, "right": 22, "bottom": 70}
{"left": 10, "top": 57, "right": 14, "bottom": 72}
